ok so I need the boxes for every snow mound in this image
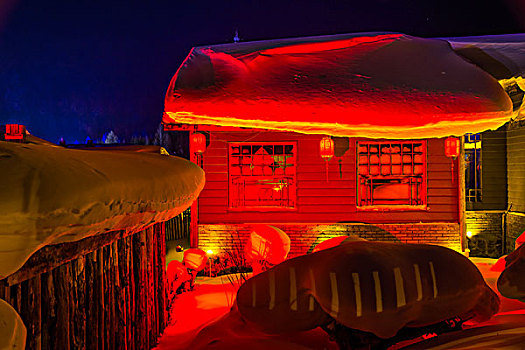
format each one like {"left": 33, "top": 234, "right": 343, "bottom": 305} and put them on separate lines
{"left": 236, "top": 241, "right": 499, "bottom": 339}
{"left": 0, "top": 298, "right": 26, "bottom": 350}
{"left": 0, "top": 141, "right": 205, "bottom": 278}
{"left": 164, "top": 32, "right": 512, "bottom": 139}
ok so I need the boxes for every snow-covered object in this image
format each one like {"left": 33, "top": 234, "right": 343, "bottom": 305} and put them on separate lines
{"left": 236, "top": 241, "right": 499, "bottom": 339}
{"left": 183, "top": 248, "right": 207, "bottom": 271}
{"left": 0, "top": 141, "right": 205, "bottom": 279}
{"left": 311, "top": 235, "right": 365, "bottom": 253}
{"left": 497, "top": 243, "right": 525, "bottom": 302}
{"left": 0, "top": 299, "right": 26, "bottom": 350}
{"left": 515, "top": 231, "right": 525, "bottom": 249}
{"left": 167, "top": 260, "right": 192, "bottom": 295}
{"left": 164, "top": 32, "right": 512, "bottom": 139}
{"left": 445, "top": 34, "right": 525, "bottom": 80}
{"left": 491, "top": 231, "right": 525, "bottom": 272}
{"left": 245, "top": 225, "right": 291, "bottom": 265}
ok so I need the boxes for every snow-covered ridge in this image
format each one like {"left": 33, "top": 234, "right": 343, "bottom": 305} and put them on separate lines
{"left": 0, "top": 141, "right": 205, "bottom": 279}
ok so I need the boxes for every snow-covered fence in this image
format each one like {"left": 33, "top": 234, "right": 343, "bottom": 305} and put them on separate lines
{"left": 165, "top": 208, "right": 191, "bottom": 241}
{"left": 0, "top": 222, "right": 168, "bottom": 350}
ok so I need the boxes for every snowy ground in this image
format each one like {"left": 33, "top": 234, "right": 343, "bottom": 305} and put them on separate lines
{"left": 155, "top": 258, "right": 525, "bottom": 350}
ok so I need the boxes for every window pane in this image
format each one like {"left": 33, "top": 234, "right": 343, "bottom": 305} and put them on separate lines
{"left": 357, "top": 140, "right": 426, "bottom": 207}
{"left": 229, "top": 142, "right": 296, "bottom": 209}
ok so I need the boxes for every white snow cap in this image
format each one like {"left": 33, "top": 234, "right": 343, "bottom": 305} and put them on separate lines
{"left": 0, "top": 141, "right": 205, "bottom": 278}
{"left": 165, "top": 32, "right": 513, "bottom": 139}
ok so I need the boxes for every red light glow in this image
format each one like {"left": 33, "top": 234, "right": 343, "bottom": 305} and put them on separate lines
{"left": 190, "top": 132, "right": 206, "bottom": 153}
{"left": 164, "top": 34, "right": 512, "bottom": 139}
{"left": 444, "top": 136, "right": 460, "bottom": 158}
{"left": 4, "top": 124, "right": 25, "bottom": 140}
{"left": 319, "top": 137, "right": 334, "bottom": 161}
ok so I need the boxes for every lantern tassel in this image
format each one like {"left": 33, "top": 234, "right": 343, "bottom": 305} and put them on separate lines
{"left": 325, "top": 161, "right": 329, "bottom": 182}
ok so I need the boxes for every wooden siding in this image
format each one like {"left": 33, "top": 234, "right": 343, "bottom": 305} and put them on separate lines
{"left": 468, "top": 129, "right": 507, "bottom": 210}
{"left": 199, "top": 131, "right": 459, "bottom": 224}
{"left": 507, "top": 123, "right": 525, "bottom": 213}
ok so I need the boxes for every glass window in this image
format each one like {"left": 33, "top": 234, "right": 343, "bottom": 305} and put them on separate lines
{"left": 229, "top": 142, "right": 296, "bottom": 209}
{"left": 464, "top": 133, "right": 482, "bottom": 202}
{"left": 357, "top": 141, "right": 427, "bottom": 207}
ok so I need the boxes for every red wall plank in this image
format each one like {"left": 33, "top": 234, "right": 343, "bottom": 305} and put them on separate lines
{"left": 198, "top": 131, "right": 458, "bottom": 224}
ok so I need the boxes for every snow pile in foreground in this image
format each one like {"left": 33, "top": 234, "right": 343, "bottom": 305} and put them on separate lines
{"left": 0, "top": 299, "right": 26, "bottom": 350}
{"left": 156, "top": 259, "right": 525, "bottom": 350}
{"left": 0, "top": 141, "right": 205, "bottom": 278}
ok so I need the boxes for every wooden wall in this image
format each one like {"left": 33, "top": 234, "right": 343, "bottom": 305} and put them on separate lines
{"left": 507, "top": 122, "right": 525, "bottom": 213}
{"left": 0, "top": 223, "right": 167, "bottom": 350}
{"left": 199, "top": 131, "right": 459, "bottom": 224}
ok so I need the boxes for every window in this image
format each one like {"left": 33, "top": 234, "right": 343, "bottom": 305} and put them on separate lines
{"left": 465, "top": 133, "right": 482, "bottom": 202}
{"left": 357, "top": 141, "right": 427, "bottom": 207}
{"left": 229, "top": 143, "right": 296, "bottom": 209}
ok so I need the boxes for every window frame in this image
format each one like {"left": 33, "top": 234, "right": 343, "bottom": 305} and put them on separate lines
{"left": 228, "top": 141, "right": 297, "bottom": 211}
{"left": 464, "top": 133, "right": 482, "bottom": 203}
{"left": 356, "top": 140, "right": 428, "bottom": 211}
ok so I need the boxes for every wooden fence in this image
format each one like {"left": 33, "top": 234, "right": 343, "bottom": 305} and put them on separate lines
{"left": 0, "top": 222, "right": 168, "bottom": 350}
{"left": 166, "top": 209, "right": 191, "bottom": 241}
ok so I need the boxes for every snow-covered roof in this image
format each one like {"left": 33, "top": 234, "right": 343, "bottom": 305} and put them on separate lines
{"left": 0, "top": 141, "right": 205, "bottom": 278}
{"left": 164, "top": 32, "right": 514, "bottom": 139}
{"left": 445, "top": 34, "right": 525, "bottom": 79}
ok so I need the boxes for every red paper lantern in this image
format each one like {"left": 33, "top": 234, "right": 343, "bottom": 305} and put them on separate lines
{"left": 320, "top": 136, "right": 334, "bottom": 161}
{"left": 4, "top": 124, "right": 25, "bottom": 140}
{"left": 191, "top": 132, "right": 206, "bottom": 153}
{"left": 444, "top": 136, "right": 460, "bottom": 158}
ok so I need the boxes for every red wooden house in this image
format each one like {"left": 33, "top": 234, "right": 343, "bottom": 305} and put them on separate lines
{"left": 163, "top": 33, "right": 513, "bottom": 258}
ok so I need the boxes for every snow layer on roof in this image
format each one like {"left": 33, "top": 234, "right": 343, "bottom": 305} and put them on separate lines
{"left": 164, "top": 33, "right": 512, "bottom": 138}
{"left": 445, "top": 34, "right": 525, "bottom": 79}
{"left": 0, "top": 141, "right": 205, "bottom": 278}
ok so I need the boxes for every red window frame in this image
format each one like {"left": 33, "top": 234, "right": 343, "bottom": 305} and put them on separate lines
{"left": 357, "top": 140, "right": 427, "bottom": 209}
{"left": 228, "top": 142, "right": 296, "bottom": 210}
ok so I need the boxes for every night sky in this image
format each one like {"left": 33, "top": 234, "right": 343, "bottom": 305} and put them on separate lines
{"left": 0, "top": 0, "right": 523, "bottom": 143}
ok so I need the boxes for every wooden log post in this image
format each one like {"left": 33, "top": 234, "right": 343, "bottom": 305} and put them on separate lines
{"left": 85, "top": 251, "right": 98, "bottom": 350}
{"left": 126, "top": 235, "right": 135, "bottom": 350}
{"left": 134, "top": 230, "right": 147, "bottom": 349}
{"left": 157, "top": 222, "right": 167, "bottom": 332}
{"left": 152, "top": 224, "right": 159, "bottom": 339}
{"left": 26, "top": 276, "right": 42, "bottom": 350}
{"left": 117, "top": 239, "right": 128, "bottom": 350}
{"left": 41, "top": 271, "right": 57, "bottom": 350}
{"left": 55, "top": 263, "right": 71, "bottom": 350}
{"left": 97, "top": 248, "right": 105, "bottom": 350}
{"left": 146, "top": 226, "right": 155, "bottom": 346}
{"left": 71, "top": 257, "right": 86, "bottom": 350}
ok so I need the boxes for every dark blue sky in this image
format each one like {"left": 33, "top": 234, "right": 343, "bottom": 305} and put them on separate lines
{"left": 0, "top": 0, "right": 523, "bottom": 143}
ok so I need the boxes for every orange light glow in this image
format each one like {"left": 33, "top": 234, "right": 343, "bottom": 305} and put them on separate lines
{"left": 319, "top": 136, "right": 334, "bottom": 161}
{"left": 445, "top": 136, "right": 460, "bottom": 158}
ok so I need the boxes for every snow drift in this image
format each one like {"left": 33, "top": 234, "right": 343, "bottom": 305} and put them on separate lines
{"left": 0, "top": 299, "right": 26, "bottom": 350}
{"left": 0, "top": 141, "right": 205, "bottom": 278}
{"left": 236, "top": 241, "right": 499, "bottom": 339}
{"left": 164, "top": 32, "right": 512, "bottom": 139}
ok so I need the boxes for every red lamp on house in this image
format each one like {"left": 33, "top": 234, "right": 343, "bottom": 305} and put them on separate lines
{"left": 191, "top": 132, "right": 207, "bottom": 154}
{"left": 4, "top": 124, "right": 25, "bottom": 141}
{"left": 320, "top": 136, "right": 334, "bottom": 181}
{"left": 444, "top": 136, "right": 460, "bottom": 184}
{"left": 320, "top": 136, "right": 334, "bottom": 161}
{"left": 444, "top": 136, "right": 460, "bottom": 159}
